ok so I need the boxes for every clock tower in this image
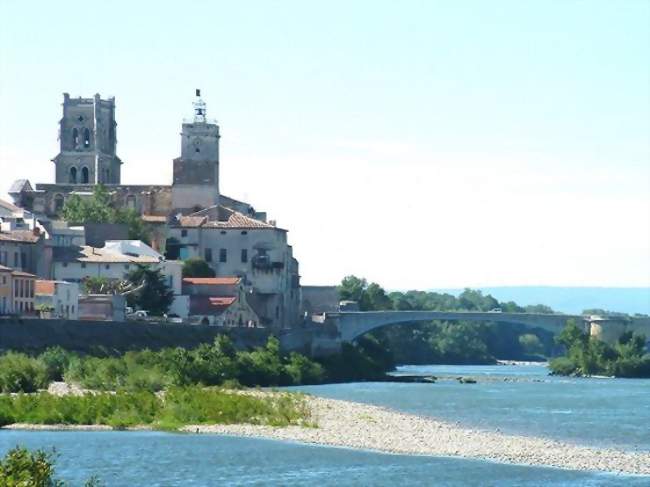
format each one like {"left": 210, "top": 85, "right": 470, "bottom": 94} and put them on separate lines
{"left": 172, "top": 89, "right": 220, "bottom": 211}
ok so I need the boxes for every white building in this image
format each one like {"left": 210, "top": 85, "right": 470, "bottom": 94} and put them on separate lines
{"left": 34, "top": 280, "right": 79, "bottom": 319}
{"left": 52, "top": 240, "right": 188, "bottom": 318}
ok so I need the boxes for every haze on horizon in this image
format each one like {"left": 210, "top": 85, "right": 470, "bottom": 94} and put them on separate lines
{"left": 1, "top": 0, "right": 648, "bottom": 290}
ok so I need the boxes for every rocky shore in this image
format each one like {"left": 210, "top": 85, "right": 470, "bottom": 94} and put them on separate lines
{"left": 182, "top": 395, "right": 650, "bottom": 475}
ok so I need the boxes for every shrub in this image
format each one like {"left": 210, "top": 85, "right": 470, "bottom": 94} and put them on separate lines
{"left": 549, "top": 357, "right": 577, "bottom": 376}
{"left": 0, "top": 353, "right": 48, "bottom": 393}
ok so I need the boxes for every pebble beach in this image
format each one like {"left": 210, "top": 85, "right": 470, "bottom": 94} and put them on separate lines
{"left": 182, "top": 394, "right": 650, "bottom": 475}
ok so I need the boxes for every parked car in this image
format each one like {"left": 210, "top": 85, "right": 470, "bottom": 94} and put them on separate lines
{"left": 127, "top": 310, "right": 148, "bottom": 320}
{"left": 488, "top": 308, "right": 502, "bottom": 313}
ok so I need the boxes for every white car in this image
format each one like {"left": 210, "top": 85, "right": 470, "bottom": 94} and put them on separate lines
{"left": 488, "top": 308, "right": 502, "bottom": 313}
{"left": 127, "top": 310, "right": 149, "bottom": 320}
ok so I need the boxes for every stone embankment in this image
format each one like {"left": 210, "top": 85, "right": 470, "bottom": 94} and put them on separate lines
{"left": 183, "top": 395, "right": 650, "bottom": 475}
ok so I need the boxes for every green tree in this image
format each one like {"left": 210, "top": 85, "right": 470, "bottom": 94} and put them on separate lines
{"left": 182, "top": 257, "right": 216, "bottom": 278}
{"left": 61, "top": 185, "right": 151, "bottom": 243}
{"left": 125, "top": 265, "right": 174, "bottom": 315}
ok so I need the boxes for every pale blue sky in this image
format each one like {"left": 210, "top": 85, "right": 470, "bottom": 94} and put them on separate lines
{"left": 1, "top": 0, "right": 649, "bottom": 288}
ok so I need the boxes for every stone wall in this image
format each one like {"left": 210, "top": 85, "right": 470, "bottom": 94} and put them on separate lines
{"left": 0, "top": 317, "right": 271, "bottom": 354}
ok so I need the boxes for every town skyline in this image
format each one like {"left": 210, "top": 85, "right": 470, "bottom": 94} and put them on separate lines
{"left": 1, "top": 1, "right": 648, "bottom": 289}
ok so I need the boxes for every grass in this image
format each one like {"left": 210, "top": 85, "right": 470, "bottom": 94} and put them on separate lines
{"left": 0, "top": 387, "right": 311, "bottom": 430}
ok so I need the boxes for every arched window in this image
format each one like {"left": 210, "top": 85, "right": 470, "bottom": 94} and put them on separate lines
{"left": 81, "top": 166, "right": 89, "bottom": 184}
{"left": 54, "top": 194, "right": 64, "bottom": 212}
{"left": 72, "top": 128, "right": 79, "bottom": 147}
{"left": 83, "top": 128, "right": 90, "bottom": 148}
{"left": 69, "top": 167, "right": 77, "bottom": 184}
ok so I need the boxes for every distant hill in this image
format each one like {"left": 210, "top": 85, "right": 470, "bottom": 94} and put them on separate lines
{"left": 429, "top": 287, "right": 650, "bottom": 315}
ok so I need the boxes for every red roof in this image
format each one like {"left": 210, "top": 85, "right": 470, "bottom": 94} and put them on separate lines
{"left": 189, "top": 295, "right": 237, "bottom": 315}
{"left": 182, "top": 277, "right": 241, "bottom": 285}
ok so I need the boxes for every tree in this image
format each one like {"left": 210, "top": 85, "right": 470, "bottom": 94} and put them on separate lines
{"left": 182, "top": 257, "right": 216, "bottom": 278}
{"left": 124, "top": 265, "right": 174, "bottom": 315}
{"left": 338, "top": 275, "right": 367, "bottom": 303}
{"left": 61, "top": 185, "right": 151, "bottom": 243}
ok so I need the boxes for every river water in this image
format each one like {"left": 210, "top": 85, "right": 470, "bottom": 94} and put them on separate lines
{"left": 1, "top": 364, "right": 648, "bottom": 486}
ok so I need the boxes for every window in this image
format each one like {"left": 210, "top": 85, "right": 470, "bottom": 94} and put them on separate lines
{"left": 14, "top": 252, "right": 18, "bottom": 267}
{"left": 204, "top": 248, "right": 212, "bottom": 262}
{"left": 54, "top": 194, "right": 65, "bottom": 212}
{"left": 241, "top": 231, "right": 248, "bottom": 235}
{"left": 83, "top": 128, "right": 90, "bottom": 148}
{"left": 81, "top": 166, "right": 89, "bottom": 184}
{"left": 219, "top": 248, "right": 227, "bottom": 263}
{"left": 72, "top": 128, "right": 79, "bottom": 147}
{"left": 81, "top": 263, "right": 86, "bottom": 269}
{"left": 124, "top": 264, "right": 130, "bottom": 270}
{"left": 241, "top": 249, "right": 248, "bottom": 263}
{"left": 105, "top": 264, "right": 110, "bottom": 270}
{"left": 181, "top": 229, "right": 188, "bottom": 237}
{"left": 70, "top": 167, "right": 78, "bottom": 184}
{"left": 126, "top": 195, "right": 136, "bottom": 210}
{"left": 62, "top": 262, "right": 68, "bottom": 268}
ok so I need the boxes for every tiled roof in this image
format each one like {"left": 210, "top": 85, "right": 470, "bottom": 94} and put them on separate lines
{"left": 141, "top": 215, "right": 167, "bottom": 223}
{"left": 35, "top": 280, "right": 56, "bottom": 295}
{"left": 0, "top": 230, "right": 40, "bottom": 243}
{"left": 0, "top": 264, "right": 12, "bottom": 272}
{"left": 189, "top": 295, "right": 237, "bottom": 315}
{"left": 182, "top": 277, "right": 241, "bottom": 286}
{"left": 11, "top": 270, "right": 36, "bottom": 278}
{"left": 8, "top": 179, "right": 32, "bottom": 194}
{"left": 0, "top": 198, "right": 20, "bottom": 212}
{"left": 177, "top": 206, "right": 282, "bottom": 230}
{"left": 53, "top": 245, "right": 161, "bottom": 264}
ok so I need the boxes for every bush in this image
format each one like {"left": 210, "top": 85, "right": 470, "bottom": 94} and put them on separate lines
{"left": 549, "top": 357, "right": 577, "bottom": 376}
{"left": 0, "top": 353, "right": 48, "bottom": 393}
{"left": 38, "top": 347, "right": 75, "bottom": 382}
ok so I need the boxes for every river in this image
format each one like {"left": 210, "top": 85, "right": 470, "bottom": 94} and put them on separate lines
{"left": 1, "top": 364, "right": 648, "bottom": 486}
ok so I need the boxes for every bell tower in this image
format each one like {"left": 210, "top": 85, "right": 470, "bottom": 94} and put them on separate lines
{"left": 172, "top": 89, "right": 220, "bottom": 211}
{"left": 52, "top": 93, "right": 122, "bottom": 185}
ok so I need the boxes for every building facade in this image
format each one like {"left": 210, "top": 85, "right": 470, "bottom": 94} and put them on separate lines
{"left": 35, "top": 280, "right": 79, "bottom": 319}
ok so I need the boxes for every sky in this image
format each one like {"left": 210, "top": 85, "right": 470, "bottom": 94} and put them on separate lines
{"left": 0, "top": 0, "right": 649, "bottom": 289}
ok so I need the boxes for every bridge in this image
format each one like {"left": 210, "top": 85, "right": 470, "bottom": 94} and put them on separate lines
{"left": 322, "top": 311, "right": 583, "bottom": 342}
{"left": 302, "top": 310, "right": 650, "bottom": 356}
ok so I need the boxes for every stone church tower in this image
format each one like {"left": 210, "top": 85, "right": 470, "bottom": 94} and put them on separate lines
{"left": 52, "top": 93, "right": 122, "bottom": 185}
{"left": 172, "top": 90, "right": 220, "bottom": 211}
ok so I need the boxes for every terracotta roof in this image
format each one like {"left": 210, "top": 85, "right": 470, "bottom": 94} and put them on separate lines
{"left": 141, "top": 215, "right": 167, "bottom": 223}
{"left": 182, "top": 277, "right": 241, "bottom": 286}
{"left": 177, "top": 206, "right": 282, "bottom": 230}
{"left": 0, "top": 230, "right": 40, "bottom": 243}
{"left": 53, "top": 245, "right": 161, "bottom": 264}
{"left": 0, "top": 198, "right": 20, "bottom": 212}
{"left": 35, "top": 280, "right": 56, "bottom": 295}
{"left": 189, "top": 295, "right": 237, "bottom": 315}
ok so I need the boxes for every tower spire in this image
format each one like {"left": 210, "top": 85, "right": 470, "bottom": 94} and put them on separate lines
{"left": 193, "top": 88, "right": 207, "bottom": 123}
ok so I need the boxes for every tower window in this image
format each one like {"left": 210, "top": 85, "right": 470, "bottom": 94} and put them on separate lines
{"left": 72, "top": 128, "right": 79, "bottom": 147}
{"left": 81, "top": 167, "right": 89, "bottom": 184}
{"left": 69, "top": 167, "right": 78, "bottom": 184}
{"left": 219, "top": 248, "right": 227, "bottom": 263}
{"left": 83, "top": 128, "right": 90, "bottom": 148}
{"left": 241, "top": 249, "right": 248, "bottom": 263}
{"left": 204, "top": 248, "right": 212, "bottom": 262}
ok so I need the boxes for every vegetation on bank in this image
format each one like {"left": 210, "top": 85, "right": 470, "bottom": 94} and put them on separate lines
{"left": 339, "top": 276, "right": 556, "bottom": 364}
{"left": 549, "top": 320, "right": 650, "bottom": 378}
{"left": 0, "top": 387, "right": 310, "bottom": 430}
{"left": 0, "top": 335, "right": 392, "bottom": 395}
{"left": 0, "top": 446, "right": 103, "bottom": 487}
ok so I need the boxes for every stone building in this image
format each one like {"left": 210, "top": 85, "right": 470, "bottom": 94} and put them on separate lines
{"left": 53, "top": 93, "right": 122, "bottom": 185}
{"left": 0, "top": 265, "right": 37, "bottom": 315}
{"left": 7, "top": 90, "right": 302, "bottom": 328}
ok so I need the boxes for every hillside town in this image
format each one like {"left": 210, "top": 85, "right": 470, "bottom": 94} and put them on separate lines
{"left": 1, "top": 91, "right": 333, "bottom": 328}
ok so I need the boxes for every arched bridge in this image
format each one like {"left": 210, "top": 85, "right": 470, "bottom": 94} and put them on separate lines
{"left": 321, "top": 311, "right": 584, "bottom": 343}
